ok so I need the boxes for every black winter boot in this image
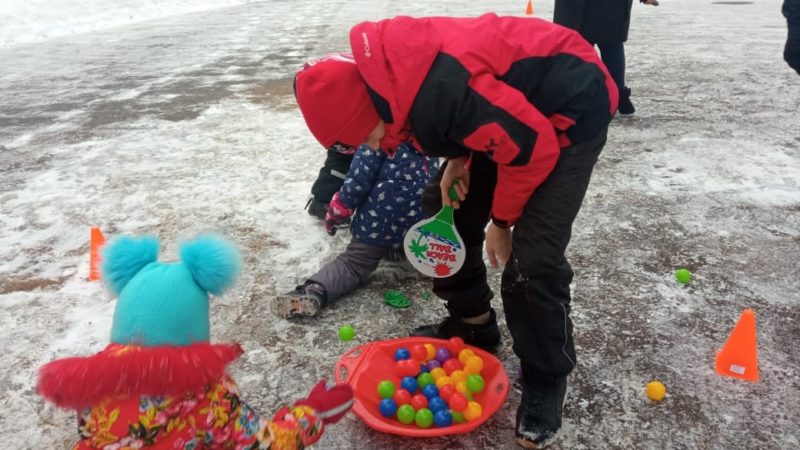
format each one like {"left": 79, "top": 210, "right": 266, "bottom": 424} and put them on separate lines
{"left": 305, "top": 197, "right": 328, "bottom": 221}
{"left": 411, "top": 308, "right": 501, "bottom": 352}
{"left": 515, "top": 374, "right": 568, "bottom": 449}
{"left": 618, "top": 87, "right": 635, "bottom": 116}
{"left": 271, "top": 284, "right": 326, "bottom": 319}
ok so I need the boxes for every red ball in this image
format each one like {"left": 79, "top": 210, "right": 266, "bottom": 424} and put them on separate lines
{"left": 394, "top": 360, "right": 407, "bottom": 377}
{"left": 448, "top": 392, "right": 469, "bottom": 412}
{"left": 439, "top": 384, "right": 456, "bottom": 402}
{"left": 411, "top": 344, "right": 428, "bottom": 361}
{"left": 393, "top": 388, "right": 412, "bottom": 405}
{"left": 442, "top": 358, "right": 463, "bottom": 375}
{"left": 448, "top": 337, "right": 465, "bottom": 354}
{"left": 410, "top": 394, "right": 428, "bottom": 410}
{"left": 401, "top": 359, "right": 421, "bottom": 377}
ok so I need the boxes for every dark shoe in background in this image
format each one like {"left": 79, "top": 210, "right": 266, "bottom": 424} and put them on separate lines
{"left": 618, "top": 87, "right": 635, "bottom": 116}
{"left": 411, "top": 308, "right": 501, "bottom": 352}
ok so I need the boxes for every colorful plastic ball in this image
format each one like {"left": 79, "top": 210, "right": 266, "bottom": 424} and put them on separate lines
{"left": 422, "top": 384, "right": 439, "bottom": 399}
{"left": 448, "top": 337, "right": 465, "bottom": 354}
{"left": 448, "top": 392, "right": 469, "bottom": 412}
{"left": 396, "top": 359, "right": 419, "bottom": 377}
{"left": 426, "top": 359, "right": 442, "bottom": 370}
{"left": 428, "top": 396, "right": 448, "bottom": 413}
{"left": 400, "top": 376, "right": 418, "bottom": 394}
{"left": 379, "top": 398, "right": 397, "bottom": 418}
{"left": 338, "top": 324, "right": 355, "bottom": 342}
{"left": 675, "top": 268, "right": 692, "bottom": 285}
{"left": 377, "top": 380, "right": 395, "bottom": 399}
{"left": 417, "top": 372, "right": 435, "bottom": 388}
{"left": 423, "top": 343, "right": 436, "bottom": 361}
{"left": 435, "top": 376, "right": 453, "bottom": 389}
{"left": 434, "top": 410, "right": 453, "bottom": 427}
{"left": 395, "top": 348, "right": 411, "bottom": 361}
{"left": 645, "top": 381, "right": 667, "bottom": 401}
{"left": 452, "top": 411, "right": 466, "bottom": 423}
{"left": 442, "top": 358, "right": 463, "bottom": 375}
{"left": 464, "top": 401, "right": 482, "bottom": 421}
{"left": 455, "top": 381, "right": 469, "bottom": 394}
{"left": 410, "top": 393, "right": 428, "bottom": 410}
{"left": 466, "top": 374, "right": 485, "bottom": 393}
{"left": 435, "top": 348, "right": 452, "bottom": 363}
{"left": 393, "top": 388, "right": 412, "bottom": 406}
{"left": 438, "top": 384, "right": 456, "bottom": 402}
{"left": 415, "top": 408, "right": 434, "bottom": 428}
{"left": 458, "top": 348, "right": 475, "bottom": 364}
{"left": 429, "top": 367, "right": 446, "bottom": 380}
{"left": 396, "top": 404, "right": 416, "bottom": 424}
{"left": 411, "top": 344, "right": 428, "bottom": 361}
{"left": 450, "top": 369, "right": 467, "bottom": 384}
{"left": 464, "top": 355, "right": 484, "bottom": 374}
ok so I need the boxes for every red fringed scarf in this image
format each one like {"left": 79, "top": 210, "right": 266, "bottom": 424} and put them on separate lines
{"left": 37, "top": 342, "right": 243, "bottom": 410}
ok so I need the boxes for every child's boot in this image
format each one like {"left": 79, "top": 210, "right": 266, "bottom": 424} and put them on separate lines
{"left": 411, "top": 308, "right": 501, "bottom": 352}
{"left": 271, "top": 283, "right": 326, "bottom": 319}
{"left": 515, "top": 372, "right": 568, "bottom": 449}
{"left": 618, "top": 87, "right": 635, "bottom": 116}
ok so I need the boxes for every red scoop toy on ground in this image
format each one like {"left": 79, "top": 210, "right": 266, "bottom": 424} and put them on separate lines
{"left": 335, "top": 337, "right": 509, "bottom": 437}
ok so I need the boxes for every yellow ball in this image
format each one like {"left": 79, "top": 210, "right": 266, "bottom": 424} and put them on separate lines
{"left": 424, "top": 343, "right": 436, "bottom": 361}
{"left": 455, "top": 381, "right": 469, "bottom": 394}
{"left": 464, "top": 356, "right": 484, "bottom": 374}
{"left": 458, "top": 349, "right": 475, "bottom": 364}
{"left": 429, "top": 368, "right": 447, "bottom": 380}
{"left": 450, "top": 369, "right": 467, "bottom": 384}
{"left": 645, "top": 381, "right": 666, "bottom": 401}
{"left": 435, "top": 376, "right": 453, "bottom": 388}
{"left": 463, "top": 401, "right": 483, "bottom": 421}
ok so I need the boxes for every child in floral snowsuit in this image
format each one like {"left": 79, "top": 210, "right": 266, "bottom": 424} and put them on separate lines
{"left": 271, "top": 142, "right": 438, "bottom": 319}
{"left": 38, "top": 235, "right": 353, "bottom": 450}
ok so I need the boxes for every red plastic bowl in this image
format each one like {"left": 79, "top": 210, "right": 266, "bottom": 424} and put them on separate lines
{"left": 334, "top": 337, "right": 509, "bottom": 437}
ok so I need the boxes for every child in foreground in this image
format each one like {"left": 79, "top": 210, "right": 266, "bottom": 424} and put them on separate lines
{"left": 38, "top": 234, "right": 353, "bottom": 449}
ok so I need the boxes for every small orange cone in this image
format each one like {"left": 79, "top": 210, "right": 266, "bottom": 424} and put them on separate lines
{"left": 715, "top": 309, "right": 758, "bottom": 382}
{"left": 88, "top": 226, "right": 106, "bottom": 281}
{"left": 525, "top": 0, "right": 534, "bottom": 15}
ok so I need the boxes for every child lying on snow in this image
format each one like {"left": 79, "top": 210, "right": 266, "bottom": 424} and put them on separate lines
{"left": 37, "top": 234, "right": 353, "bottom": 450}
{"left": 271, "top": 139, "right": 438, "bottom": 319}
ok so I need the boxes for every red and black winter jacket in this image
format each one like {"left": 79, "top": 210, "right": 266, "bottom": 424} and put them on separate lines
{"left": 349, "top": 14, "right": 618, "bottom": 226}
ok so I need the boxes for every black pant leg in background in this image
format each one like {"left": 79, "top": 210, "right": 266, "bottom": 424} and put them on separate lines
{"left": 310, "top": 150, "right": 354, "bottom": 204}
{"left": 502, "top": 132, "right": 607, "bottom": 381}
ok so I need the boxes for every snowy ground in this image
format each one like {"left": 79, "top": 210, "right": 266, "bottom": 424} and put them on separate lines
{"left": 1, "top": 0, "right": 798, "bottom": 449}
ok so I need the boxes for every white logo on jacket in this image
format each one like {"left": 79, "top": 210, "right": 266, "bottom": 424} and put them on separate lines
{"left": 362, "top": 32, "right": 371, "bottom": 57}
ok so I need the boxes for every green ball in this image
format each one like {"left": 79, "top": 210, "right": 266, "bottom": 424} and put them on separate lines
{"left": 466, "top": 374, "right": 485, "bottom": 393}
{"left": 417, "top": 372, "right": 435, "bottom": 388}
{"left": 675, "top": 268, "right": 692, "bottom": 284}
{"left": 414, "top": 408, "right": 434, "bottom": 428}
{"left": 397, "top": 404, "right": 416, "bottom": 424}
{"left": 338, "top": 324, "right": 355, "bottom": 341}
{"left": 377, "top": 380, "right": 396, "bottom": 399}
{"left": 452, "top": 411, "right": 466, "bottom": 423}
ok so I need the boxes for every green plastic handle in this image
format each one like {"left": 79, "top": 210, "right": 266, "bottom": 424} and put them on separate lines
{"left": 449, "top": 179, "right": 460, "bottom": 202}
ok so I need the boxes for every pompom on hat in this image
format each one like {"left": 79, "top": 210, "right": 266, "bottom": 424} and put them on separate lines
{"left": 294, "top": 53, "right": 380, "bottom": 153}
{"left": 102, "top": 234, "right": 241, "bottom": 347}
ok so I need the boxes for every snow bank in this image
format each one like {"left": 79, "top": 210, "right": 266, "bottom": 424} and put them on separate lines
{"left": 0, "top": 0, "right": 263, "bottom": 47}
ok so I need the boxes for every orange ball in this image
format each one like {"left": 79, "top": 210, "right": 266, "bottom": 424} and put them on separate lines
{"left": 429, "top": 368, "right": 446, "bottom": 380}
{"left": 464, "top": 401, "right": 483, "bottom": 421}
{"left": 455, "top": 381, "right": 469, "bottom": 394}
{"left": 458, "top": 349, "right": 475, "bottom": 364}
{"left": 450, "top": 369, "right": 467, "bottom": 384}
{"left": 435, "top": 376, "right": 453, "bottom": 389}
{"left": 464, "top": 355, "right": 484, "bottom": 374}
{"left": 424, "top": 343, "right": 436, "bottom": 361}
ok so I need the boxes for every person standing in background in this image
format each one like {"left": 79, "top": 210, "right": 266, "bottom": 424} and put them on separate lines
{"left": 784, "top": 0, "right": 800, "bottom": 74}
{"left": 554, "top": 0, "right": 659, "bottom": 116}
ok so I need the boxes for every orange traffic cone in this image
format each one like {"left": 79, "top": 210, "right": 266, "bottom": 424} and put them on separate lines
{"left": 525, "top": 0, "right": 534, "bottom": 15}
{"left": 715, "top": 309, "right": 758, "bottom": 382}
{"left": 88, "top": 226, "right": 106, "bottom": 281}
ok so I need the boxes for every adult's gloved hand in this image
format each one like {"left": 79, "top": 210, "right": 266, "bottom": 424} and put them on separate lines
{"left": 323, "top": 192, "right": 354, "bottom": 236}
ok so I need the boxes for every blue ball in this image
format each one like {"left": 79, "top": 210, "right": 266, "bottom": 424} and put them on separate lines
{"left": 422, "top": 384, "right": 439, "bottom": 399}
{"left": 395, "top": 348, "right": 411, "bottom": 361}
{"left": 379, "top": 398, "right": 398, "bottom": 418}
{"left": 400, "top": 376, "right": 418, "bottom": 394}
{"left": 419, "top": 364, "right": 430, "bottom": 373}
{"left": 428, "top": 396, "right": 447, "bottom": 413}
{"left": 434, "top": 410, "right": 453, "bottom": 427}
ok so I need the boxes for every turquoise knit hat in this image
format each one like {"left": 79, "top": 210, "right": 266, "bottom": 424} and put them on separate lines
{"left": 102, "top": 234, "right": 241, "bottom": 347}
